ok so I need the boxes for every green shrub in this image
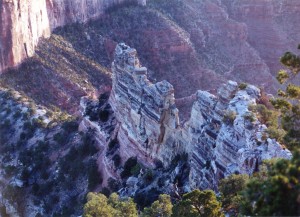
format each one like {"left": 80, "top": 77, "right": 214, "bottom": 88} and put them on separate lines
{"left": 131, "top": 164, "right": 141, "bottom": 177}
{"left": 13, "top": 110, "right": 22, "bottom": 120}
{"left": 22, "top": 112, "right": 30, "bottom": 120}
{"left": 108, "top": 138, "right": 119, "bottom": 151}
{"left": 223, "top": 110, "right": 236, "bottom": 125}
{"left": 121, "top": 157, "right": 138, "bottom": 179}
{"left": 88, "top": 160, "right": 103, "bottom": 190}
{"left": 5, "top": 107, "right": 11, "bottom": 114}
{"left": 20, "top": 132, "right": 27, "bottom": 140}
{"left": 266, "top": 127, "right": 285, "bottom": 142}
{"left": 101, "top": 187, "right": 111, "bottom": 197}
{"left": 99, "top": 110, "right": 110, "bottom": 122}
{"left": 243, "top": 112, "right": 255, "bottom": 123}
{"left": 108, "top": 178, "right": 121, "bottom": 192}
{"left": 53, "top": 132, "right": 65, "bottom": 145}
{"left": 143, "top": 170, "right": 154, "bottom": 183}
{"left": 62, "top": 120, "right": 79, "bottom": 133}
{"left": 32, "top": 117, "right": 47, "bottom": 128}
{"left": 239, "top": 83, "right": 248, "bottom": 90}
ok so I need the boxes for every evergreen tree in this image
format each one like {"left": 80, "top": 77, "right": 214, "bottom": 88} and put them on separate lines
{"left": 218, "top": 174, "right": 249, "bottom": 215}
{"left": 84, "top": 192, "right": 138, "bottom": 217}
{"left": 240, "top": 151, "right": 300, "bottom": 216}
{"left": 142, "top": 194, "right": 173, "bottom": 217}
{"left": 84, "top": 193, "right": 115, "bottom": 217}
{"left": 271, "top": 46, "right": 300, "bottom": 150}
{"left": 172, "top": 190, "right": 224, "bottom": 217}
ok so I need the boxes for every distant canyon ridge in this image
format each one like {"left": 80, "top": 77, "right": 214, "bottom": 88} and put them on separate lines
{"left": 1, "top": 0, "right": 300, "bottom": 95}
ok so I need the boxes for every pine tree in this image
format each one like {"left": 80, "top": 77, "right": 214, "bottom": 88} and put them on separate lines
{"left": 172, "top": 190, "right": 224, "bottom": 217}
{"left": 271, "top": 45, "right": 300, "bottom": 150}
{"left": 142, "top": 194, "right": 173, "bottom": 217}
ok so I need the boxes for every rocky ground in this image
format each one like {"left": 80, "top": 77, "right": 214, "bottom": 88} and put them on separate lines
{"left": 0, "top": 89, "right": 102, "bottom": 216}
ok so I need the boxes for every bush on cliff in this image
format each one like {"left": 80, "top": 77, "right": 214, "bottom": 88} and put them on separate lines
{"left": 121, "top": 157, "right": 138, "bottom": 179}
{"left": 223, "top": 110, "right": 236, "bottom": 125}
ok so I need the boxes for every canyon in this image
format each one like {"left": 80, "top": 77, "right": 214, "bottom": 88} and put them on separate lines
{"left": 1, "top": 0, "right": 300, "bottom": 119}
{"left": 81, "top": 43, "right": 291, "bottom": 192}
{"left": 0, "top": 0, "right": 299, "bottom": 215}
{"left": 0, "top": 0, "right": 144, "bottom": 73}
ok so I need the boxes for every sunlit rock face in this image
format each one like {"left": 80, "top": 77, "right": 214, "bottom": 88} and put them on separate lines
{"left": 0, "top": 0, "right": 130, "bottom": 73}
{"left": 186, "top": 81, "right": 292, "bottom": 190}
{"left": 0, "top": 0, "right": 51, "bottom": 73}
{"left": 109, "top": 43, "right": 183, "bottom": 167}
{"left": 109, "top": 43, "right": 292, "bottom": 190}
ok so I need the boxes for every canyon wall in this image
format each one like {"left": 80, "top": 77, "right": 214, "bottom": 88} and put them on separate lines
{"left": 109, "top": 44, "right": 292, "bottom": 190}
{"left": 0, "top": 0, "right": 140, "bottom": 73}
{"left": 221, "top": 0, "right": 300, "bottom": 77}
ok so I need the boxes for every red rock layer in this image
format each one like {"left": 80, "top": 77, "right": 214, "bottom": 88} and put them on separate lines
{"left": 0, "top": 0, "right": 130, "bottom": 73}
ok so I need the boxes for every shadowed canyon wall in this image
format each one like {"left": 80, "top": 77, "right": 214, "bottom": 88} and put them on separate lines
{"left": 0, "top": 0, "right": 139, "bottom": 73}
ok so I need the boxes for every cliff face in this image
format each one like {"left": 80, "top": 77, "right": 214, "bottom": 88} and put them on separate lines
{"left": 0, "top": 0, "right": 135, "bottom": 73}
{"left": 0, "top": 0, "right": 51, "bottom": 72}
{"left": 109, "top": 43, "right": 182, "bottom": 167}
{"left": 109, "top": 44, "right": 292, "bottom": 190}
{"left": 222, "top": 0, "right": 300, "bottom": 77}
{"left": 187, "top": 82, "right": 292, "bottom": 190}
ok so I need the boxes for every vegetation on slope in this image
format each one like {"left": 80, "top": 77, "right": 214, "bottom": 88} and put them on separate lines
{"left": 0, "top": 89, "right": 102, "bottom": 216}
{"left": 0, "top": 2, "right": 219, "bottom": 117}
{"left": 0, "top": 35, "right": 111, "bottom": 114}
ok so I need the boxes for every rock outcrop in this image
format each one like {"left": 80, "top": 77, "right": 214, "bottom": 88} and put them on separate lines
{"left": 109, "top": 44, "right": 292, "bottom": 190}
{"left": 0, "top": 0, "right": 137, "bottom": 73}
{"left": 109, "top": 43, "right": 182, "bottom": 167}
{"left": 186, "top": 82, "right": 292, "bottom": 190}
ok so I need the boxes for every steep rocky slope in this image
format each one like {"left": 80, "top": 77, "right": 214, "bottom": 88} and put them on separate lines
{"left": 0, "top": 41, "right": 293, "bottom": 216}
{"left": 0, "top": 34, "right": 111, "bottom": 113}
{"left": 0, "top": 88, "right": 104, "bottom": 216}
{"left": 222, "top": 0, "right": 300, "bottom": 77}
{"left": 2, "top": 1, "right": 299, "bottom": 119}
{"left": 0, "top": 0, "right": 140, "bottom": 73}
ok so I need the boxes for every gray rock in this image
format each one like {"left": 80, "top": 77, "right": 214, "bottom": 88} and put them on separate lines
{"left": 108, "top": 43, "right": 292, "bottom": 191}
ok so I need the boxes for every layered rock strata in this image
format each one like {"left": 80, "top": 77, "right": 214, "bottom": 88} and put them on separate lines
{"left": 109, "top": 43, "right": 182, "bottom": 167}
{"left": 186, "top": 82, "right": 292, "bottom": 190}
{"left": 109, "top": 44, "right": 292, "bottom": 190}
{"left": 0, "top": 0, "right": 141, "bottom": 73}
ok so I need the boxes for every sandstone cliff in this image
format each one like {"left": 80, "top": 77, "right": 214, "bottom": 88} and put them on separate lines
{"left": 108, "top": 44, "right": 292, "bottom": 190}
{"left": 109, "top": 43, "right": 182, "bottom": 167}
{"left": 0, "top": 0, "right": 141, "bottom": 73}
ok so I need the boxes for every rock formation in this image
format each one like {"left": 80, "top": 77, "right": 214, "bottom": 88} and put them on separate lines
{"left": 186, "top": 82, "right": 292, "bottom": 190}
{"left": 0, "top": 0, "right": 133, "bottom": 73}
{"left": 109, "top": 43, "right": 292, "bottom": 190}
{"left": 109, "top": 43, "right": 182, "bottom": 167}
